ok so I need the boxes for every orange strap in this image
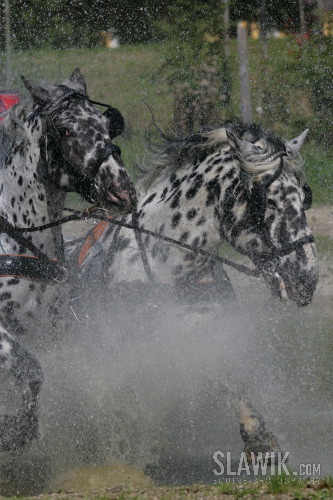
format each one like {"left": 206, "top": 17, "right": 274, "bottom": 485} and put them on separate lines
{"left": 78, "top": 219, "right": 111, "bottom": 267}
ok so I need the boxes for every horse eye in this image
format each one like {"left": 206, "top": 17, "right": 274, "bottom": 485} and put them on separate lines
{"left": 267, "top": 199, "right": 276, "bottom": 209}
{"left": 113, "top": 145, "right": 121, "bottom": 156}
{"left": 58, "top": 128, "right": 70, "bottom": 137}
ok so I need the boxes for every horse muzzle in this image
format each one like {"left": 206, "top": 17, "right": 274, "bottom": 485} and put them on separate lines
{"left": 283, "top": 270, "right": 318, "bottom": 307}
{"left": 99, "top": 179, "right": 137, "bottom": 214}
{"left": 272, "top": 257, "right": 318, "bottom": 307}
{"left": 268, "top": 272, "right": 317, "bottom": 306}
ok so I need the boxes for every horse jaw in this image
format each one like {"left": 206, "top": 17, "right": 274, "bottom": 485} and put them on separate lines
{"left": 95, "top": 161, "right": 137, "bottom": 214}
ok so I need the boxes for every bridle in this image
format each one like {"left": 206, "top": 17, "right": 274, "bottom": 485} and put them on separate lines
{"left": 248, "top": 154, "right": 314, "bottom": 276}
{"left": 35, "top": 85, "right": 122, "bottom": 203}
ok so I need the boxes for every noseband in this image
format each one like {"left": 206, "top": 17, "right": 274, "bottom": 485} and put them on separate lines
{"left": 250, "top": 154, "right": 314, "bottom": 276}
{"left": 36, "top": 86, "right": 121, "bottom": 203}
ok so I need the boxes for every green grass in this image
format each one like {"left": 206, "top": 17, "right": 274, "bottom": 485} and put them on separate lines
{"left": 302, "top": 146, "right": 333, "bottom": 205}
{"left": 2, "top": 478, "right": 332, "bottom": 499}
{"left": 316, "top": 235, "right": 333, "bottom": 257}
{"left": 2, "top": 41, "right": 332, "bottom": 203}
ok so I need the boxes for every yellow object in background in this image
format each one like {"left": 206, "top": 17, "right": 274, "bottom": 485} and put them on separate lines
{"left": 250, "top": 22, "right": 260, "bottom": 40}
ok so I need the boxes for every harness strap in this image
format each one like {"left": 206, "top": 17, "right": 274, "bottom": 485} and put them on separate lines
{"left": 91, "top": 144, "right": 121, "bottom": 177}
{"left": 13, "top": 207, "right": 98, "bottom": 234}
{"left": 89, "top": 214, "right": 261, "bottom": 277}
{"left": 88, "top": 214, "right": 315, "bottom": 279}
{"left": 102, "top": 217, "right": 125, "bottom": 274}
{"left": 0, "top": 215, "right": 56, "bottom": 264}
{"left": 257, "top": 234, "right": 315, "bottom": 272}
{"left": 0, "top": 215, "right": 67, "bottom": 282}
{"left": 132, "top": 212, "right": 155, "bottom": 283}
{"left": 0, "top": 255, "right": 65, "bottom": 282}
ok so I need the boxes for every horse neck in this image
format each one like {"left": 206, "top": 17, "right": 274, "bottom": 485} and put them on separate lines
{"left": 0, "top": 116, "right": 66, "bottom": 260}
{"left": 137, "top": 158, "right": 238, "bottom": 253}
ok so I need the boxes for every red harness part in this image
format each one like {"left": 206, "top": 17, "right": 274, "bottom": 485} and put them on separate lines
{"left": 78, "top": 219, "right": 111, "bottom": 267}
{"left": 0, "top": 94, "right": 20, "bottom": 120}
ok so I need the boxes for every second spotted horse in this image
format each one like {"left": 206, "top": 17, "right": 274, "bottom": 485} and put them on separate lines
{"left": 0, "top": 69, "right": 137, "bottom": 451}
{"left": 68, "top": 121, "right": 318, "bottom": 459}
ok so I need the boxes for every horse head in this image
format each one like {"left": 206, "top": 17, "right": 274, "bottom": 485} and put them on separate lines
{"left": 22, "top": 68, "right": 137, "bottom": 213}
{"left": 226, "top": 128, "right": 318, "bottom": 306}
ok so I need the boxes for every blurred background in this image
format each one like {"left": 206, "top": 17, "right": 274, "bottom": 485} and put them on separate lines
{"left": 0, "top": 0, "right": 332, "bottom": 203}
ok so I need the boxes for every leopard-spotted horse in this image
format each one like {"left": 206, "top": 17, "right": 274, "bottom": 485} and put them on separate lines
{"left": 67, "top": 121, "right": 318, "bottom": 461}
{"left": 0, "top": 69, "right": 137, "bottom": 451}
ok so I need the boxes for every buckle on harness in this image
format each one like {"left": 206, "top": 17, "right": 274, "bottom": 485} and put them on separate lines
{"left": 261, "top": 258, "right": 280, "bottom": 276}
{"left": 53, "top": 265, "right": 68, "bottom": 283}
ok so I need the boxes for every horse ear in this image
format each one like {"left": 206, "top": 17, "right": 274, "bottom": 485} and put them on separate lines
{"left": 103, "top": 106, "right": 125, "bottom": 139}
{"left": 226, "top": 129, "right": 253, "bottom": 155}
{"left": 21, "top": 76, "right": 52, "bottom": 106}
{"left": 226, "top": 130, "right": 239, "bottom": 149}
{"left": 287, "top": 129, "right": 309, "bottom": 152}
{"left": 69, "top": 68, "right": 87, "bottom": 95}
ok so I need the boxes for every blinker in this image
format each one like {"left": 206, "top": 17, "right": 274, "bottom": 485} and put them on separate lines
{"left": 303, "top": 183, "right": 312, "bottom": 211}
{"left": 102, "top": 107, "right": 125, "bottom": 139}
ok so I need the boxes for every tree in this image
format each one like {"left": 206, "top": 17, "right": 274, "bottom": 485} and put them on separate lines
{"left": 0, "top": 0, "right": 168, "bottom": 50}
{"left": 229, "top": 0, "right": 317, "bottom": 34}
{"left": 155, "top": 0, "right": 232, "bottom": 135}
{"left": 0, "top": 0, "right": 319, "bottom": 51}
